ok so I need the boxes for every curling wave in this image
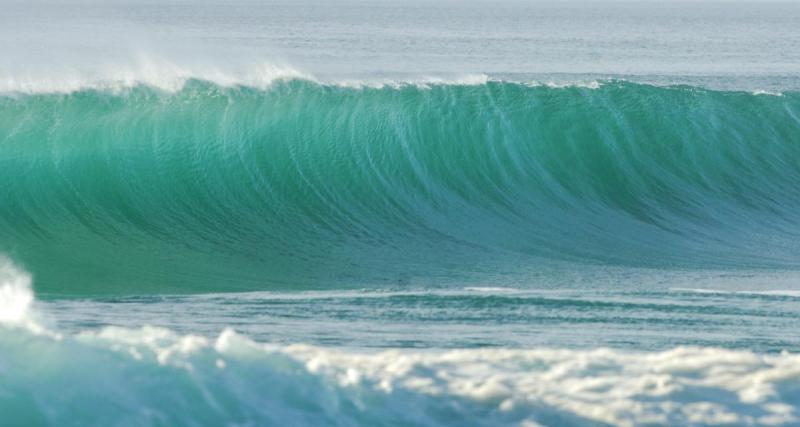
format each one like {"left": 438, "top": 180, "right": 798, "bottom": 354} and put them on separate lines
{"left": 0, "top": 79, "right": 799, "bottom": 293}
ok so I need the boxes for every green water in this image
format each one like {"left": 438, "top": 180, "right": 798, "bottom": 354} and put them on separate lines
{"left": 1, "top": 80, "right": 798, "bottom": 295}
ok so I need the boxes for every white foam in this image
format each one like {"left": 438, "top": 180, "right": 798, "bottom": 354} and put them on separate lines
{"left": 543, "top": 80, "right": 602, "bottom": 89}
{"left": 286, "top": 344, "right": 800, "bottom": 426}
{"left": 0, "top": 257, "right": 34, "bottom": 324}
{"left": 752, "top": 90, "right": 784, "bottom": 97}
{"left": 0, "top": 58, "right": 312, "bottom": 94}
{"left": 0, "top": 55, "right": 501, "bottom": 94}
{"left": 463, "top": 286, "right": 520, "bottom": 293}
{"left": 330, "top": 73, "right": 491, "bottom": 89}
{"left": 0, "top": 60, "right": 619, "bottom": 95}
{"left": 671, "top": 288, "right": 800, "bottom": 298}
{"left": 0, "top": 257, "right": 59, "bottom": 338}
{"left": 62, "top": 326, "right": 800, "bottom": 426}
{"left": 2, "top": 268, "right": 800, "bottom": 425}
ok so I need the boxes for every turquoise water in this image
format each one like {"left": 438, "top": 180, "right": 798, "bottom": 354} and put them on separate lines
{"left": 2, "top": 1, "right": 800, "bottom": 426}
{"left": 2, "top": 81, "right": 799, "bottom": 294}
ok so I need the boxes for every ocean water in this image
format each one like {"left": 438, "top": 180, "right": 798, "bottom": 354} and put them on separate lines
{"left": 2, "top": 1, "right": 800, "bottom": 426}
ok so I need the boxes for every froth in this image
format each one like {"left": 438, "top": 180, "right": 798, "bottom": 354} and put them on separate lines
{"left": 12, "top": 326, "right": 800, "bottom": 426}
{"left": 1, "top": 265, "right": 799, "bottom": 425}
{"left": 0, "top": 257, "right": 33, "bottom": 324}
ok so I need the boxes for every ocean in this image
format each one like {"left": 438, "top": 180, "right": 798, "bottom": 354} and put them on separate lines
{"left": 1, "top": 1, "right": 800, "bottom": 425}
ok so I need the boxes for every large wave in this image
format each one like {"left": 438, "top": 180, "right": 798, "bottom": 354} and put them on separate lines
{"left": 1, "top": 79, "right": 799, "bottom": 294}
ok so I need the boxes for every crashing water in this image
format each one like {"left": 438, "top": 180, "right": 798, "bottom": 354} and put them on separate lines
{"left": 2, "top": 260, "right": 800, "bottom": 426}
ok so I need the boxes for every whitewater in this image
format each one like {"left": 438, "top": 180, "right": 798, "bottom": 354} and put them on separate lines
{"left": 2, "top": 0, "right": 800, "bottom": 426}
{"left": 3, "top": 259, "right": 800, "bottom": 426}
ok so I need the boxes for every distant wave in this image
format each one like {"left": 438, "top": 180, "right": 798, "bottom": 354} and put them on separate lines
{"left": 1, "top": 80, "right": 799, "bottom": 293}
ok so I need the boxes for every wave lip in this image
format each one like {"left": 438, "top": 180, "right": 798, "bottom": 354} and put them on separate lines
{"left": 0, "top": 61, "right": 314, "bottom": 94}
{"left": 0, "top": 58, "right": 501, "bottom": 95}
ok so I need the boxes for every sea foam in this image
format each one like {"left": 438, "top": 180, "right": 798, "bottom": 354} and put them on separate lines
{"left": 0, "top": 257, "right": 33, "bottom": 324}
{"left": 1, "top": 259, "right": 799, "bottom": 426}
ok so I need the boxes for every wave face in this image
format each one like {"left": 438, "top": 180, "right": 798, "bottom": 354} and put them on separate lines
{"left": 1, "top": 80, "right": 799, "bottom": 294}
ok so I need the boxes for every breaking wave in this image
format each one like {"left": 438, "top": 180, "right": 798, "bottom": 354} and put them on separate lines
{"left": 0, "top": 79, "right": 798, "bottom": 293}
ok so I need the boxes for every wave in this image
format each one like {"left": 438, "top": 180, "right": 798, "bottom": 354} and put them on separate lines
{"left": 1, "top": 79, "right": 799, "bottom": 294}
{"left": 1, "top": 261, "right": 798, "bottom": 427}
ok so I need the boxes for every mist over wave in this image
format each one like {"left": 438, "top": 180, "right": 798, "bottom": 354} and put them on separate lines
{"left": 0, "top": 79, "right": 798, "bottom": 294}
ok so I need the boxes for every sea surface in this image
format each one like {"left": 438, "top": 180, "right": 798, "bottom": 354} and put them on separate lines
{"left": 1, "top": 1, "right": 800, "bottom": 426}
